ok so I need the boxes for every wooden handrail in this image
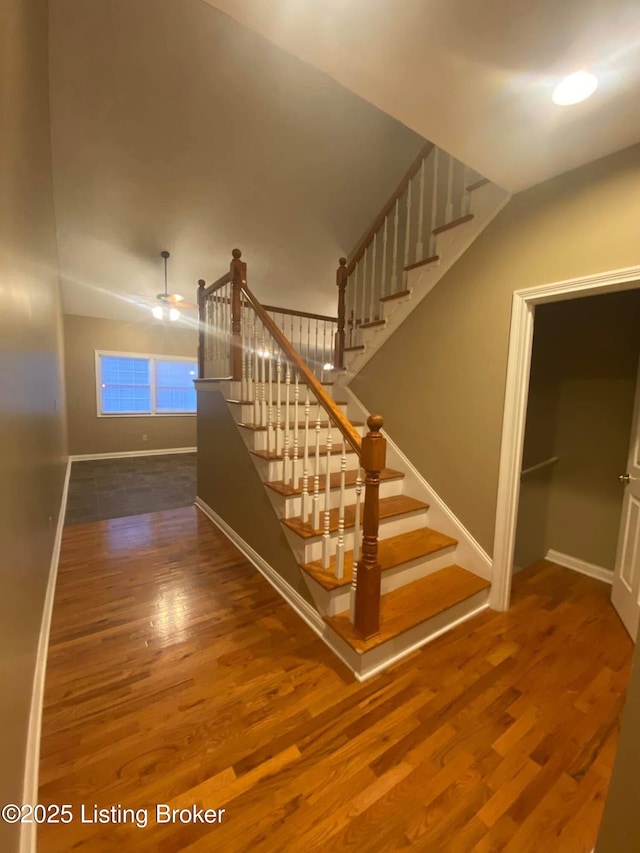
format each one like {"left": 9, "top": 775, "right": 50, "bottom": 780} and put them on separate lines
{"left": 346, "top": 140, "right": 434, "bottom": 276}
{"left": 205, "top": 271, "right": 231, "bottom": 295}
{"left": 240, "top": 279, "right": 362, "bottom": 455}
{"left": 262, "top": 304, "right": 337, "bottom": 324}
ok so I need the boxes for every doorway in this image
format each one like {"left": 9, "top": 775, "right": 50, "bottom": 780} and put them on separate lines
{"left": 491, "top": 266, "right": 640, "bottom": 615}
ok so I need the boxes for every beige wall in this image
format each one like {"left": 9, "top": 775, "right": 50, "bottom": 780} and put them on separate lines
{"left": 196, "top": 387, "right": 313, "bottom": 605}
{"left": 0, "top": 0, "right": 67, "bottom": 847}
{"left": 515, "top": 291, "right": 640, "bottom": 569}
{"left": 351, "top": 143, "right": 640, "bottom": 556}
{"left": 65, "top": 315, "right": 198, "bottom": 455}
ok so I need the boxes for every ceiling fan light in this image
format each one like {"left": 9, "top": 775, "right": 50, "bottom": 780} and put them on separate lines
{"left": 151, "top": 305, "right": 164, "bottom": 320}
{"left": 169, "top": 308, "right": 180, "bottom": 322}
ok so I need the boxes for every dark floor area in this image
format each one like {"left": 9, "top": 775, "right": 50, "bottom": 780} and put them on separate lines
{"left": 64, "top": 453, "right": 197, "bottom": 525}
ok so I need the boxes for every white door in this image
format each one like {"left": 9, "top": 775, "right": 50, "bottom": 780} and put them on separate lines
{"left": 611, "top": 357, "right": 640, "bottom": 640}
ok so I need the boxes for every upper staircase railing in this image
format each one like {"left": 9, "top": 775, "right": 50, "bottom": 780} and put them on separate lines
{"left": 198, "top": 277, "right": 337, "bottom": 382}
{"left": 335, "top": 140, "right": 485, "bottom": 361}
{"left": 198, "top": 249, "right": 386, "bottom": 640}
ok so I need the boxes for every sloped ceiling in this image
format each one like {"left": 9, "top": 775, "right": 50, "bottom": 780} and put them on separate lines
{"left": 204, "top": 0, "right": 640, "bottom": 192}
{"left": 49, "top": 0, "right": 424, "bottom": 322}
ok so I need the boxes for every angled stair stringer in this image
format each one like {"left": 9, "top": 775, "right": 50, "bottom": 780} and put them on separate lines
{"left": 343, "top": 180, "right": 511, "bottom": 379}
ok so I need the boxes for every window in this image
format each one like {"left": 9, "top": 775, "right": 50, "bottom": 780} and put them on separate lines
{"left": 96, "top": 352, "right": 197, "bottom": 416}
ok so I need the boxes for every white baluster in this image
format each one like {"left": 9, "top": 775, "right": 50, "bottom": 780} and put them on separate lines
{"left": 241, "top": 297, "right": 248, "bottom": 402}
{"left": 312, "top": 411, "right": 321, "bottom": 530}
{"left": 322, "top": 427, "right": 333, "bottom": 568}
{"left": 335, "top": 448, "right": 346, "bottom": 579}
{"left": 300, "top": 386, "right": 310, "bottom": 521}
{"left": 291, "top": 372, "right": 299, "bottom": 488}
{"left": 403, "top": 178, "right": 412, "bottom": 287}
{"left": 381, "top": 215, "right": 388, "bottom": 298}
{"left": 390, "top": 198, "right": 399, "bottom": 294}
{"left": 416, "top": 156, "right": 426, "bottom": 261}
{"left": 275, "top": 350, "right": 283, "bottom": 456}
{"left": 463, "top": 164, "right": 471, "bottom": 215}
{"left": 259, "top": 329, "right": 266, "bottom": 426}
{"left": 446, "top": 152, "right": 454, "bottom": 223}
{"left": 267, "top": 349, "right": 274, "bottom": 455}
{"left": 282, "top": 361, "right": 292, "bottom": 483}
{"left": 360, "top": 247, "right": 368, "bottom": 327}
{"left": 350, "top": 467, "right": 363, "bottom": 622}
{"left": 430, "top": 147, "right": 440, "bottom": 256}
{"left": 369, "top": 231, "right": 377, "bottom": 322}
{"left": 252, "top": 315, "right": 259, "bottom": 421}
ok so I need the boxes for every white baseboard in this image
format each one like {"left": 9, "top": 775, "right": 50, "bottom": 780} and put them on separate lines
{"left": 194, "top": 498, "right": 360, "bottom": 679}
{"left": 546, "top": 549, "right": 613, "bottom": 584}
{"left": 339, "top": 386, "right": 493, "bottom": 582}
{"left": 20, "top": 456, "right": 71, "bottom": 853}
{"left": 69, "top": 447, "right": 196, "bottom": 461}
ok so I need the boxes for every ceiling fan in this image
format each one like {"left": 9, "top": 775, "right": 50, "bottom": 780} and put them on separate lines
{"left": 148, "top": 250, "right": 197, "bottom": 321}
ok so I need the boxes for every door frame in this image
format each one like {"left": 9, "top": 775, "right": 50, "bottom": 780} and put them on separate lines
{"left": 491, "top": 265, "right": 640, "bottom": 611}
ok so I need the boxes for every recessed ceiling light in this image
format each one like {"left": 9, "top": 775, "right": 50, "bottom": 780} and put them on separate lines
{"left": 552, "top": 71, "right": 598, "bottom": 106}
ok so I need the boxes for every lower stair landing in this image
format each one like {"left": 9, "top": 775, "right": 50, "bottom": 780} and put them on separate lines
{"left": 323, "top": 565, "right": 490, "bottom": 679}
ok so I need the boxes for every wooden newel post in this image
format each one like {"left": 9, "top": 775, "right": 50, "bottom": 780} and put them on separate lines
{"left": 335, "top": 257, "right": 347, "bottom": 369}
{"left": 197, "top": 279, "right": 206, "bottom": 379}
{"left": 354, "top": 414, "right": 386, "bottom": 640}
{"left": 230, "top": 248, "right": 246, "bottom": 381}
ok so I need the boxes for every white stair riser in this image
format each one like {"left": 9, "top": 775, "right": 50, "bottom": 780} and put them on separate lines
{"left": 303, "top": 544, "right": 456, "bottom": 616}
{"left": 279, "top": 477, "right": 404, "bottom": 519}
{"left": 327, "top": 589, "right": 490, "bottom": 680}
{"left": 381, "top": 293, "right": 412, "bottom": 321}
{"left": 254, "top": 451, "right": 360, "bottom": 482}
{"left": 241, "top": 423, "right": 364, "bottom": 453}
{"left": 292, "top": 508, "right": 429, "bottom": 564}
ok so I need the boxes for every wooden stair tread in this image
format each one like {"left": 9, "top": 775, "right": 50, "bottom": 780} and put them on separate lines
{"left": 466, "top": 177, "right": 490, "bottom": 192}
{"left": 344, "top": 345, "right": 365, "bottom": 352}
{"left": 433, "top": 213, "right": 474, "bottom": 235}
{"left": 251, "top": 442, "right": 356, "bottom": 461}
{"left": 239, "top": 419, "right": 363, "bottom": 432}
{"left": 359, "top": 319, "right": 385, "bottom": 330}
{"left": 380, "top": 289, "right": 410, "bottom": 303}
{"left": 324, "top": 565, "right": 490, "bottom": 653}
{"left": 301, "top": 527, "right": 458, "bottom": 590}
{"left": 266, "top": 467, "right": 404, "bottom": 497}
{"left": 404, "top": 254, "right": 439, "bottom": 273}
{"left": 283, "top": 495, "right": 428, "bottom": 539}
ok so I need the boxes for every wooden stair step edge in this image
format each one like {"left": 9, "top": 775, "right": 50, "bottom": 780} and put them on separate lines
{"left": 282, "top": 495, "right": 429, "bottom": 540}
{"left": 239, "top": 419, "right": 364, "bottom": 432}
{"left": 359, "top": 319, "right": 385, "bottom": 330}
{"left": 301, "top": 527, "right": 458, "bottom": 591}
{"left": 432, "top": 213, "right": 474, "bottom": 235}
{"left": 251, "top": 442, "right": 357, "bottom": 461}
{"left": 344, "top": 345, "right": 365, "bottom": 352}
{"left": 380, "top": 289, "right": 410, "bottom": 303}
{"left": 466, "top": 177, "right": 490, "bottom": 192}
{"left": 404, "top": 254, "right": 439, "bottom": 273}
{"left": 324, "top": 565, "right": 490, "bottom": 653}
{"left": 266, "top": 467, "right": 404, "bottom": 498}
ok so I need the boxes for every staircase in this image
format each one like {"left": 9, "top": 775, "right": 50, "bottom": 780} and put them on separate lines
{"left": 195, "top": 142, "right": 507, "bottom": 680}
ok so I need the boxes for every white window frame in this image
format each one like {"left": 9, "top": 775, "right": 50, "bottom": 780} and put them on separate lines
{"left": 95, "top": 350, "right": 198, "bottom": 418}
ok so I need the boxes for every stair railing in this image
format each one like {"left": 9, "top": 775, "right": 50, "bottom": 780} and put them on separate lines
{"left": 199, "top": 280, "right": 338, "bottom": 382}
{"left": 335, "top": 141, "right": 484, "bottom": 365}
{"left": 198, "top": 249, "right": 385, "bottom": 640}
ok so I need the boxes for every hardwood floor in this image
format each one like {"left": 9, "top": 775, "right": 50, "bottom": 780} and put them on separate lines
{"left": 39, "top": 506, "right": 633, "bottom": 851}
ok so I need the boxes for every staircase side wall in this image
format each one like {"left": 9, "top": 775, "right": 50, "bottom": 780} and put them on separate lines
{"left": 350, "top": 143, "right": 640, "bottom": 556}
{"left": 196, "top": 386, "right": 315, "bottom": 606}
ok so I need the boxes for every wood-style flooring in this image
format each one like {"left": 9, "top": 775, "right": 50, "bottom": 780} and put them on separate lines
{"left": 39, "top": 506, "right": 633, "bottom": 851}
